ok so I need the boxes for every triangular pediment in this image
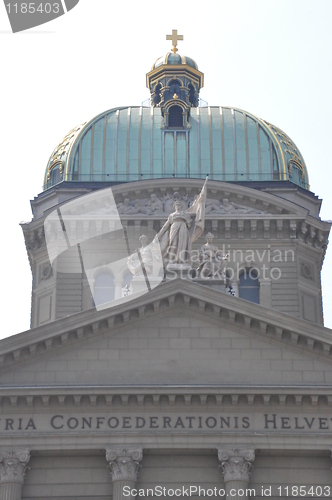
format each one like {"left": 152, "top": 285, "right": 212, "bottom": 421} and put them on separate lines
{"left": 1, "top": 279, "right": 332, "bottom": 388}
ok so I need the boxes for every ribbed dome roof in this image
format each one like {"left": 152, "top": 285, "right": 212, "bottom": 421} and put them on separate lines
{"left": 44, "top": 106, "right": 309, "bottom": 191}
{"left": 152, "top": 52, "right": 198, "bottom": 70}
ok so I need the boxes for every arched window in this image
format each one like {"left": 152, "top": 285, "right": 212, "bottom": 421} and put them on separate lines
{"left": 169, "top": 105, "right": 183, "bottom": 128}
{"left": 289, "top": 163, "right": 300, "bottom": 183}
{"left": 289, "top": 162, "right": 306, "bottom": 188}
{"left": 188, "top": 83, "right": 196, "bottom": 106}
{"left": 168, "top": 79, "right": 181, "bottom": 96}
{"left": 239, "top": 269, "right": 260, "bottom": 304}
{"left": 49, "top": 164, "right": 63, "bottom": 186}
{"left": 94, "top": 271, "right": 114, "bottom": 306}
{"left": 153, "top": 83, "right": 162, "bottom": 106}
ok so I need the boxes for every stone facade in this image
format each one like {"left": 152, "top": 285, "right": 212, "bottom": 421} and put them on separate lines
{"left": 6, "top": 97, "right": 332, "bottom": 500}
{"left": 1, "top": 266, "right": 332, "bottom": 497}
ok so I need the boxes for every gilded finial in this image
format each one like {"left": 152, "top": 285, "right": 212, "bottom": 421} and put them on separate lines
{"left": 166, "top": 29, "right": 183, "bottom": 53}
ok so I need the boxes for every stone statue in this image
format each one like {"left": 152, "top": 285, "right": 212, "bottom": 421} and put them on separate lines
{"left": 197, "top": 232, "right": 228, "bottom": 278}
{"left": 85, "top": 202, "right": 118, "bottom": 216}
{"left": 155, "top": 178, "right": 208, "bottom": 266}
{"left": 117, "top": 198, "right": 139, "bottom": 215}
{"left": 147, "top": 193, "right": 164, "bottom": 214}
{"left": 205, "top": 198, "right": 266, "bottom": 214}
{"left": 133, "top": 199, "right": 150, "bottom": 214}
{"left": 122, "top": 285, "right": 131, "bottom": 297}
{"left": 118, "top": 198, "right": 150, "bottom": 215}
{"left": 127, "top": 235, "right": 154, "bottom": 276}
{"left": 163, "top": 191, "right": 189, "bottom": 213}
{"left": 204, "top": 198, "right": 225, "bottom": 214}
{"left": 221, "top": 198, "right": 248, "bottom": 213}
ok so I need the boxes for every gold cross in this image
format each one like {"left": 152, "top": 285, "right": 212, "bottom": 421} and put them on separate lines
{"left": 166, "top": 29, "right": 183, "bottom": 53}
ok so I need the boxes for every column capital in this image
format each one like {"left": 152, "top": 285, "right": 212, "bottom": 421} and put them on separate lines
{"left": 218, "top": 448, "right": 255, "bottom": 482}
{"left": 0, "top": 449, "right": 30, "bottom": 484}
{"left": 106, "top": 448, "right": 143, "bottom": 482}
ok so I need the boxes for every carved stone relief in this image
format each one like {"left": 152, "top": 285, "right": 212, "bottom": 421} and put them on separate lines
{"left": 40, "top": 263, "right": 53, "bottom": 281}
{"left": 115, "top": 192, "right": 268, "bottom": 216}
{"left": 300, "top": 262, "right": 313, "bottom": 281}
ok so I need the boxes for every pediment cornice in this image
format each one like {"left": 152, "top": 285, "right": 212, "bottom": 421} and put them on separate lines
{"left": 2, "top": 278, "right": 332, "bottom": 372}
{"left": 0, "top": 384, "right": 331, "bottom": 411}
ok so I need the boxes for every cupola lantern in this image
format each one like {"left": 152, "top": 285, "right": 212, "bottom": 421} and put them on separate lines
{"left": 146, "top": 30, "right": 204, "bottom": 128}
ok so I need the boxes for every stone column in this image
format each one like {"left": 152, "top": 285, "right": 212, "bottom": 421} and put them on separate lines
{"left": 106, "top": 448, "right": 143, "bottom": 500}
{"left": 218, "top": 449, "right": 255, "bottom": 500}
{"left": 0, "top": 449, "right": 30, "bottom": 500}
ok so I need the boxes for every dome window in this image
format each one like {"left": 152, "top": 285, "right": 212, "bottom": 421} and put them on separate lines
{"left": 169, "top": 105, "right": 183, "bottom": 128}
{"left": 48, "top": 163, "right": 63, "bottom": 187}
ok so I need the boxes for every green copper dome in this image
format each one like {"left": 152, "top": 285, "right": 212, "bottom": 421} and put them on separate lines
{"left": 44, "top": 106, "right": 309, "bottom": 191}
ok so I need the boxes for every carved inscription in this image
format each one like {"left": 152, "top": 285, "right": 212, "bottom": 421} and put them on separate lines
{"left": 0, "top": 413, "right": 331, "bottom": 433}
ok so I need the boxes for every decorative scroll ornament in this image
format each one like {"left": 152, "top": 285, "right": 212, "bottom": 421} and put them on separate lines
{"left": 266, "top": 121, "right": 307, "bottom": 182}
{"left": 106, "top": 448, "right": 143, "bottom": 481}
{"left": 300, "top": 262, "right": 313, "bottom": 280}
{"left": 0, "top": 449, "right": 30, "bottom": 484}
{"left": 218, "top": 449, "right": 255, "bottom": 482}
{"left": 46, "top": 123, "right": 86, "bottom": 181}
{"left": 40, "top": 263, "right": 53, "bottom": 281}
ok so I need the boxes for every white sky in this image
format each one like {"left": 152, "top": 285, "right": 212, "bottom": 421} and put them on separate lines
{"left": 1, "top": 0, "right": 332, "bottom": 338}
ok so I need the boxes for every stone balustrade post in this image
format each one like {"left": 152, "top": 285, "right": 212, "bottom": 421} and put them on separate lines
{"left": 106, "top": 448, "right": 143, "bottom": 500}
{"left": 218, "top": 449, "right": 255, "bottom": 500}
{"left": 0, "top": 449, "right": 30, "bottom": 500}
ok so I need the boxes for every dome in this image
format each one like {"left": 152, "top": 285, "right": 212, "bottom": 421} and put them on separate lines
{"left": 44, "top": 106, "right": 309, "bottom": 191}
{"left": 152, "top": 52, "right": 198, "bottom": 70}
